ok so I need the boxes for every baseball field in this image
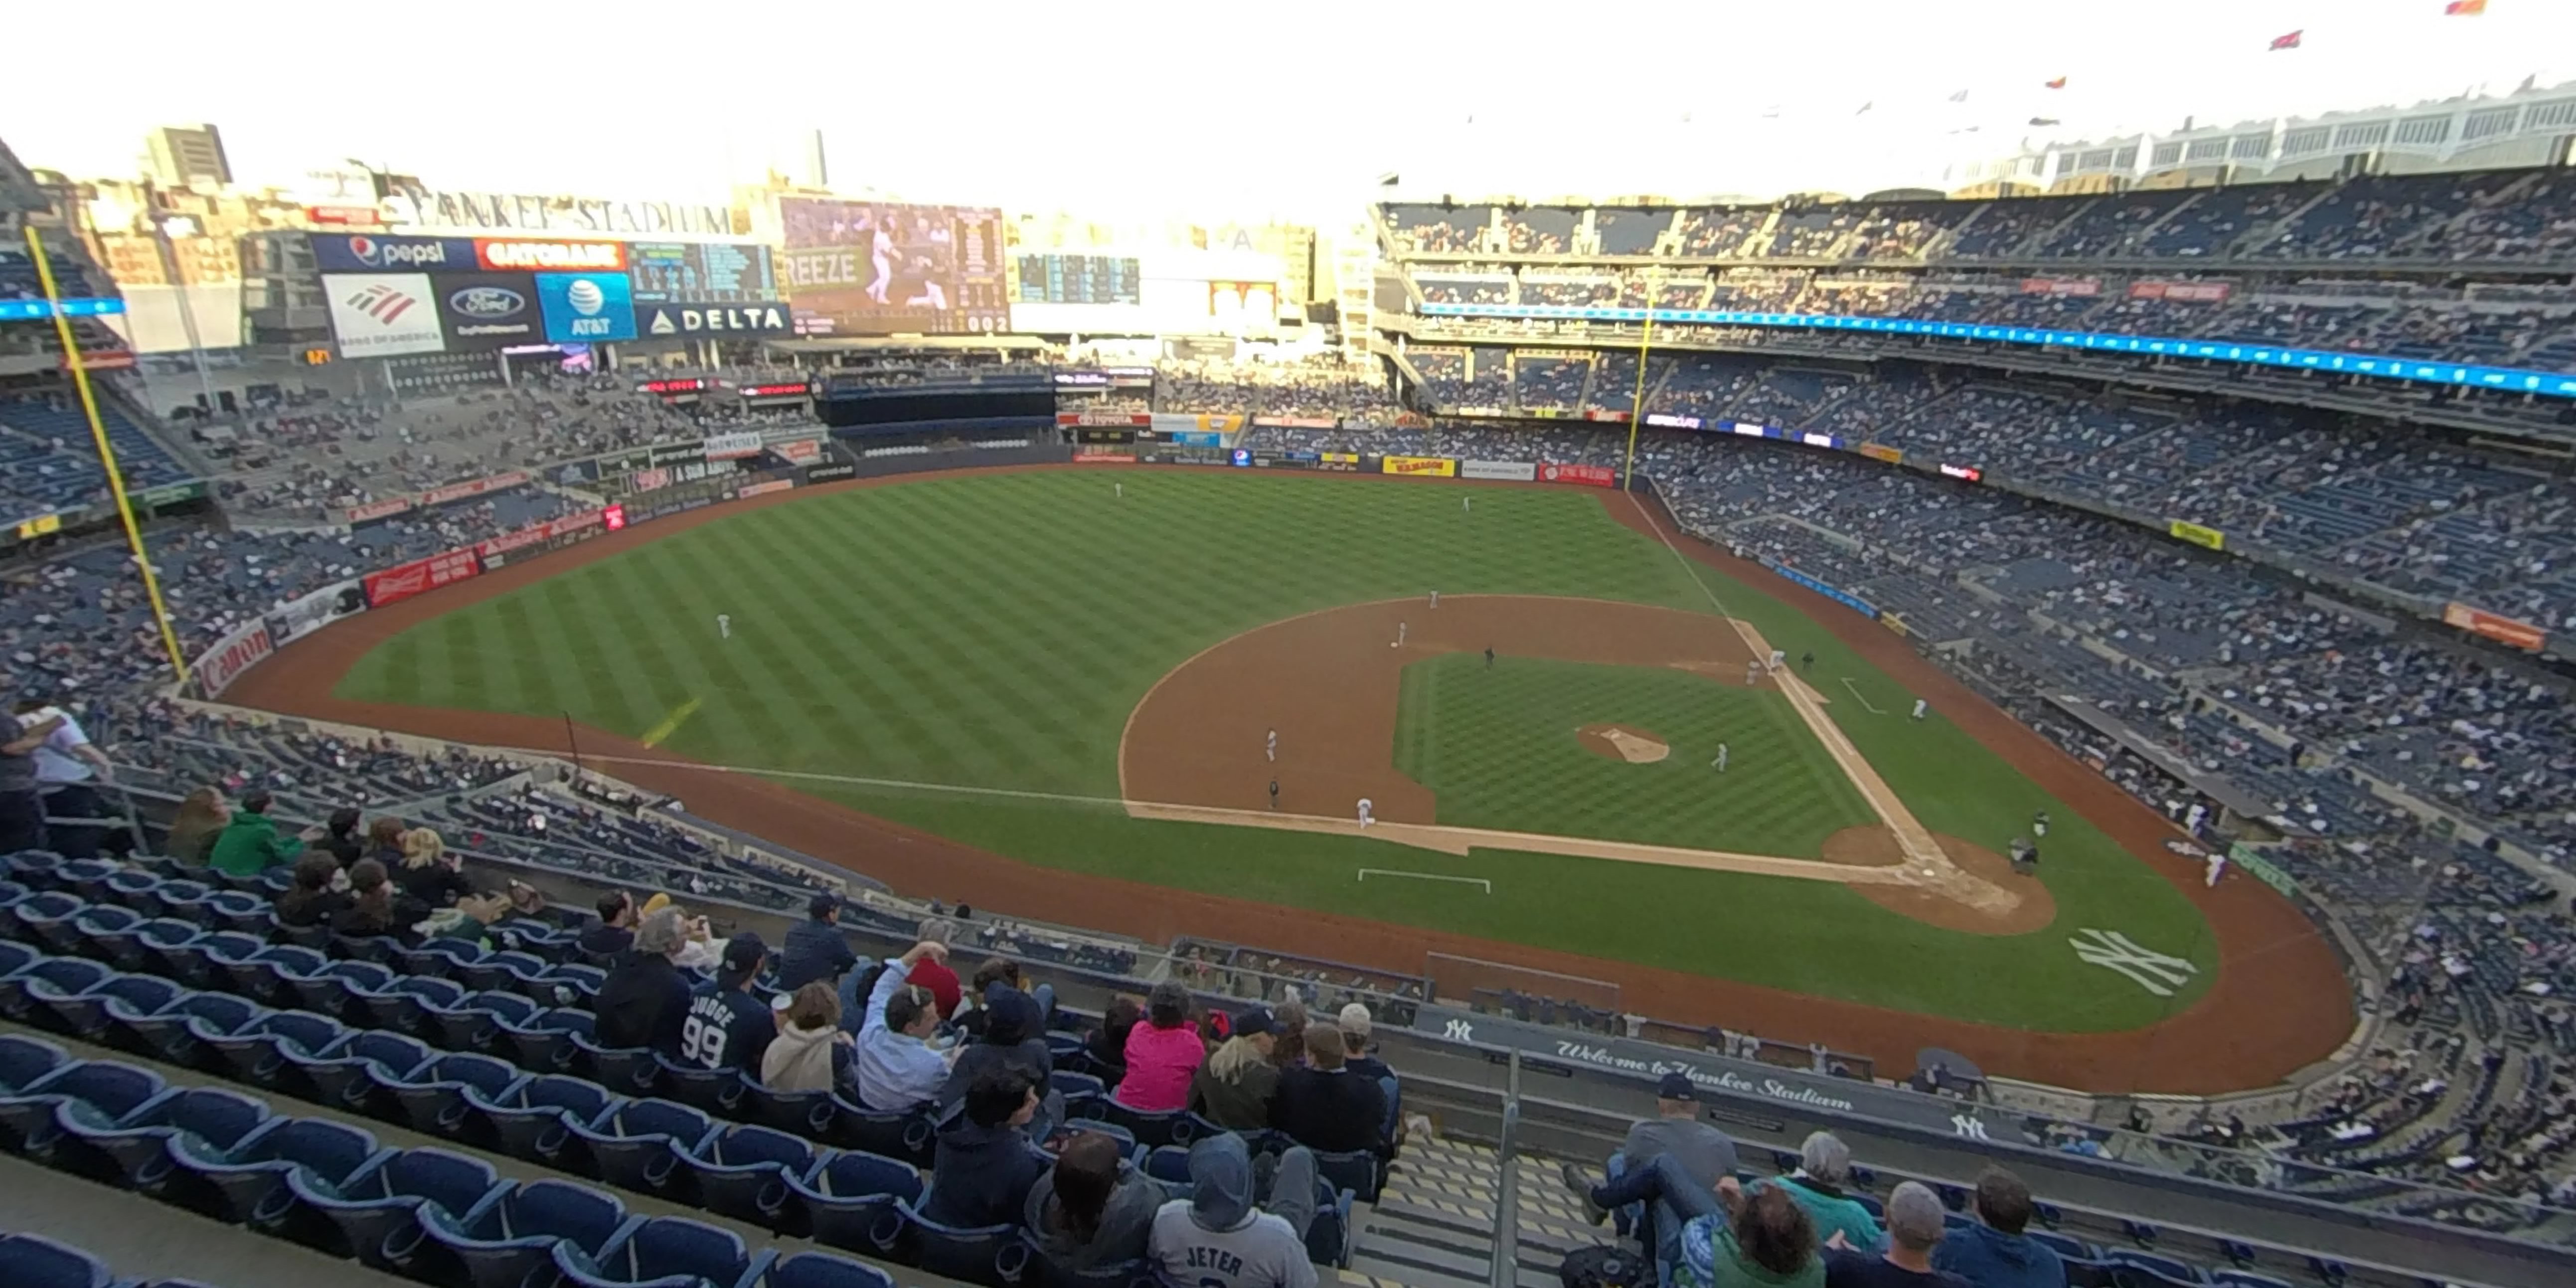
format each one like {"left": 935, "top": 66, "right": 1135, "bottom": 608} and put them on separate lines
{"left": 228, "top": 466, "right": 2358, "bottom": 1090}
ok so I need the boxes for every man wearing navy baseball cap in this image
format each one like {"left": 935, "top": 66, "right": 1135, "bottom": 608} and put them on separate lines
{"left": 779, "top": 890, "right": 858, "bottom": 991}
{"left": 1561, "top": 1071, "right": 1741, "bottom": 1271}
{"left": 683, "top": 931, "right": 775, "bottom": 1073}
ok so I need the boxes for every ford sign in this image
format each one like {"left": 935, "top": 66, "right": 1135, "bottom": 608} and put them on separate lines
{"left": 449, "top": 286, "right": 525, "bottom": 319}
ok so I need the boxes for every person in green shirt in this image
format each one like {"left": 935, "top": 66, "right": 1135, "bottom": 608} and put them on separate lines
{"left": 207, "top": 789, "right": 307, "bottom": 877}
{"left": 1749, "top": 1132, "right": 1882, "bottom": 1253}
{"left": 1678, "top": 1179, "right": 1822, "bottom": 1288}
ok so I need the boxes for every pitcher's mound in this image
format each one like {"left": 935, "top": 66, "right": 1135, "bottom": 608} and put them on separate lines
{"left": 1578, "top": 723, "right": 1670, "bottom": 764}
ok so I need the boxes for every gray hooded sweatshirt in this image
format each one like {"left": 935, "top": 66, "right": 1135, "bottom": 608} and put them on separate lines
{"left": 1024, "top": 1156, "right": 1162, "bottom": 1271}
{"left": 1149, "top": 1134, "right": 1316, "bottom": 1288}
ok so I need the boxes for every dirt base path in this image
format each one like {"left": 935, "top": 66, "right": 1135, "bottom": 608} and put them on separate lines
{"left": 218, "top": 464, "right": 2353, "bottom": 1093}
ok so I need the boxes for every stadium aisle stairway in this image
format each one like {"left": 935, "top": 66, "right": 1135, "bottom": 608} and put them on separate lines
{"left": 1345, "top": 1136, "right": 1515, "bottom": 1288}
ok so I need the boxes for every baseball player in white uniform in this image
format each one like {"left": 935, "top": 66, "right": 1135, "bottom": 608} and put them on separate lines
{"left": 1391, "top": 622, "right": 1407, "bottom": 648}
{"left": 1356, "top": 798, "right": 1375, "bottom": 828}
{"left": 2205, "top": 851, "right": 2229, "bottom": 887}
{"left": 717, "top": 614, "right": 731, "bottom": 640}
{"left": 1745, "top": 661, "right": 1761, "bottom": 686}
{"left": 1429, "top": 590, "right": 1439, "bottom": 609}
{"left": 1712, "top": 742, "right": 1729, "bottom": 773}
{"left": 1912, "top": 698, "right": 1929, "bottom": 720}
{"left": 1266, "top": 728, "right": 1277, "bottom": 762}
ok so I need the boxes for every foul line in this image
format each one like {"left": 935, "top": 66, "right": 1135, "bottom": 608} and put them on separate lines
{"left": 1359, "top": 868, "right": 1492, "bottom": 892}
{"left": 640, "top": 697, "right": 703, "bottom": 749}
{"left": 1840, "top": 678, "right": 1887, "bottom": 714}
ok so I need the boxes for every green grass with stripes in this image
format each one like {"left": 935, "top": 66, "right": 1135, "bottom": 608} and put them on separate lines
{"left": 336, "top": 470, "right": 2217, "bottom": 1029}
{"left": 1393, "top": 654, "right": 1875, "bottom": 853}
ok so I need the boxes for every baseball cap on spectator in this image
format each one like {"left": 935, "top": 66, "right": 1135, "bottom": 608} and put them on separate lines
{"left": 1337, "top": 1002, "right": 1373, "bottom": 1040}
{"left": 1656, "top": 1072, "right": 1698, "bottom": 1102}
{"left": 721, "top": 932, "right": 767, "bottom": 979}
{"left": 1235, "top": 1004, "right": 1287, "bottom": 1036}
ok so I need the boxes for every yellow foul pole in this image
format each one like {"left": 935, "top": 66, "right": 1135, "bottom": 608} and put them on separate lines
{"left": 24, "top": 226, "right": 191, "bottom": 684}
{"left": 1618, "top": 282, "right": 1658, "bottom": 490}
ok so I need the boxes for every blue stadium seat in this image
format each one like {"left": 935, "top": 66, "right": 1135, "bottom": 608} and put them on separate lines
{"left": 2211, "top": 1274, "right": 2294, "bottom": 1288}
{"left": 121, "top": 920, "right": 205, "bottom": 981}
{"left": 1000, "top": 1232, "right": 1153, "bottom": 1288}
{"left": 306, "top": 1030, "right": 436, "bottom": 1119}
{"left": 683, "top": 1123, "right": 819, "bottom": 1230}
{"left": 393, "top": 1177, "right": 641, "bottom": 1288}
{"left": 1143, "top": 1144, "right": 1191, "bottom": 1185}
{"left": 0, "top": 1233, "right": 116, "bottom": 1288}
{"left": 2109, "top": 1251, "right": 2204, "bottom": 1284}
{"left": 212, "top": 1009, "right": 350, "bottom": 1096}
{"left": 201, "top": 890, "right": 273, "bottom": 938}
{"left": 565, "top": 1097, "right": 721, "bottom": 1198}
{"left": 552, "top": 1213, "right": 774, "bottom": 1288}
{"left": 165, "top": 1116, "right": 391, "bottom": 1228}
{"left": 18, "top": 890, "right": 92, "bottom": 957}
{"left": 763, "top": 1250, "right": 901, "bottom": 1288}
{"left": 425, "top": 988, "right": 539, "bottom": 1055}
{"left": 124, "top": 991, "right": 262, "bottom": 1071}
{"left": 285, "top": 1145, "right": 509, "bottom": 1266}
{"left": 6, "top": 955, "right": 110, "bottom": 1030}
{"left": 826, "top": 1095, "right": 936, "bottom": 1165}
{"left": 1100, "top": 1099, "right": 1189, "bottom": 1149}
{"left": 743, "top": 1076, "right": 836, "bottom": 1138}
{"left": 285, "top": 959, "right": 393, "bottom": 1021}
{"left": 67, "top": 903, "right": 143, "bottom": 964}
{"left": 456, "top": 948, "right": 550, "bottom": 995}
{"left": 49, "top": 1083, "right": 273, "bottom": 1189}
{"left": 465, "top": 1073, "right": 620, "bottom": 1168}
{"left": 496, "top": 1004, "right": 593, "bottom": 1074}
{"left": 654, "top": 1053, "right": 746, "bottom": 1117}
{"left": 785, "top": 1149, "right": 921, "bottom": 1255}
{"left": 350, "top": 974, "right": 467, "bottom": 1040}
{"left": 0, "top": 1058, "right": 169, "bottom": 1157}
{"left": 571, "top": 1033, "right": 660, "bottom": 1098}
{"left": 51, "top": 971, "right": 179, "bottom": 1045}
{"left": 380, "top": 1050, "right": 531, "bottom": 1142}
{"left": 0, "top": 1034, "right": 68, "bottom": 1095}
{"left": 224, "top": 944, "right": 327, "bottom": 1008}
{"left": 895, "top": 1197, "right": 1016, "bottom": 1288}
{"left": 161, "top": 930, "right": 263, "bottom": 992}
{"left": 397, "top": 938, "right": 488, "bottom": 982}
{"left": 1311, "top": 1148, "right": 1381, "bottom": 1204}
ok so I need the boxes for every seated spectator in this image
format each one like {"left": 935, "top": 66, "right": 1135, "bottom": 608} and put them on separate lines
{"left": 851, "top": 938, "right": 959, "bottom": 1113}
{"left": 763, "top": 981, "right": 854, "bottom": 1095}
{"left": 1088, "top": 995, "right": 1140, "bottom": 1072}
{"left": 948, "top": 973, "right": 1056, "bottom": 1108}
{"left": 396, "top": 827, "right": 474, "bottom": 906}
{"left": 1149, "top": 1132, "right": 1320, "bottom": 1288}
{"left": 1270, "top": 1018, "right": 1387, "bottom": 1156}
{"left": 1752, "top": 1133, "right": 1881, "bottom": 1251}
{"left": 1118, "top": 980, "right": 1205, "bottom": 1112}
{"left": 208, "top": 788, "right": 305, "bottom": 876}
{"left": 925, "top": 1068, "right": 1043, "bottom": 1228}
{"left": 1930, "top": 1168, "right": 2061, "bottom": 1288}
{"left": 1026, "top": 1130, "right": 1161, "bottom": 1271}
{"left": 639, "top": 893, "right": 726, "bottom": 970}
{"left": 778, "top": 891, "right": 858, "bottom": 991}
{"left": 1271, "top": 999, "right": 1309, "bottom": 1069}
{"left": 1191, "top": 1005, "right": 1286, "bottom": 1131}
{"left": 579, "top": 892, "right": 637, "bottom": 960}
{"left": 1337, "top": 1003, "right": 1394, "bottom": 1083}
{"left": 330, "top": 857, "right": 426, "bottom": 944}
{"left": 684, "top": 933, "right": 773, "bottom": 1072}
{"left": 1680, "top": 1181, "right": 1821, "bottom": 1288}
{"left": 164, "top": 788, "right": 228, "bottom": 865}
{"left": 362, "top": 816, "right": 407, "bottom": 867}
{"left": 594, "top": 907, "right": 694, "bottom": 1057}
{"left": 274, "top": 851, "right": 350, "bottom": 928}
{"left": 1564, "top": 1073, "right": 1740, "bottom": 1267}
{"left": 1824, "top": 1182, "right": 1963, "bottom": 1288}
{"left": 911, "top": 916, "right": 964, "bottom": 1017}
{"left": 959, "top": 956, "right": 1047, "bottom": 1036}
{"left": 319, "top": 808, "right": 364, "bottom": 866}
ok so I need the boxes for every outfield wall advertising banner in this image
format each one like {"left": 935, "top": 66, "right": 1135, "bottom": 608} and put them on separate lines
{"left": 2443, "top": 602, "right": 2546, "bottom": 651}
{"left": 2167, "top": 519, "right": 2226, "bottom": 551}
{"left": 435, "top": 272, "right": 542, "bottom": 350}
{"left": 774, "top": 440, "right": 821, "bottom": 465}
{"left": 323, "top": 273, "right": 448, "bottom": 357}
{"left": 736, "top": 479, "right": 795, "bottom": 499}
{"left": 423, "top": 471, "right": 530, "bottom": 507}
{"left": 1461, "top": 460, "right": 1537, "bottom": 482}
{"left": 1858, "top": 443, "right": 1904, "bottom": 465}
{"left": 345, "top": 497, "right": 414, "bottom": 526}
{"left": 1150, "top": 413, "right": 1246, "bottom": 435}
{"left": 364, "top": 548, "right": 482, "bottom": 608}
{"left": 1252, "top": 416, "right": 1337, "bottom": 429}
{"left": 265, "top": 578, "right": 365, "bottom": 647}
{"left": 1168, "top": 431, "right": 1224, "bottom": 448}
{"left": 534, "top": 271, "right": 638, "bottom": 343}
{"left": 1538, "top": 462, "right": 1616, "bottom": 487}
{"left": 1381, "top": 455, "right": 1457, "bottom": 478}
{"left": 1764, "top": 558, "right": 1881, "bottom": 620}
{"left": 1057, "top": 412, "right": 1151, "bottom": 428}
{"left": 635, "top": 300, "right": 792, "bottom": 338}
{"left": 703, "top": 432, "right": 765, "bottom": 461}
{"left": 476, "top": 239, "right": 628, "bottom": 272}
{"left": 1317, "top": 453, "right": 1361, "bottom": 473}
{"left": 805, "top": 463, "right": 857, "bottom": 483}
{"left": 195, "top": 619, "right": 275, "bottom": 697}
{"left": 631, "top": 468, "right": 672, "bottom": 492}
{"left": 311, "top": 234, "right": 478, "bottom": 274}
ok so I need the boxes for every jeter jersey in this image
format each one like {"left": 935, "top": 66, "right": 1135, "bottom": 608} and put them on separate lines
{"left": 682, "top": 984, "right": 774, "bottom": 1071}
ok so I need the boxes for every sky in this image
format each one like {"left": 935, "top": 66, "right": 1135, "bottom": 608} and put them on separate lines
{"left": 6, "top": 0, "right": 2570, "bottom": 224}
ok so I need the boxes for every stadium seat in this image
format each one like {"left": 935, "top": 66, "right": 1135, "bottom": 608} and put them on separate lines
{"left": 161, "top": 930, "right": 264, "bottom": 992}
{"left": 495, "top": 1004, "right": 592, "bottom": 1073}
{"left": 66, "top": 903, "right": 143, "bottom": 964}
{"left": 201, "top": 890, "right": 273, "bottom": 938}
{"left": 285, "top": 960, "right": 393, "bottom": 1021}
{"left": 2211, "top": 1274, "right": 2294, "bottom": 1288}
{"left": 1100, "top": 1099, "right": 1189, "bottom": 1149}
{"left": 0, "top": 1233, "right": 116, "bottom": 1288}
{"left": 1143, "top": 1144, "right": 1191, "bottom": 1185}
{"left": 1311, "top": 1148, "right": 1381, "bottom": 1203}
{"left": 165, "top": 1116, "right": 391, "bottom": 1228}
{"left": 826, "top": 1096, "right": 935, "bottom": 1165}
{"left": 682, "top": 1123, "right": 818, "bottom": 1229}
{"left": 224, "top": 944, "right": 327, "bottom": 1008}
{"left": 456, "top": 948, "right": 551, "bottom": 995}
{"left": 0, "top": 1058, "right": 169, "bottom": 1157}
{"left": 895, "top": 1196, "right": 1017, "bottom": 1287}
{"left": 51, "top": 971, "right": 179, "bottom": 1045}
{"left": 350, "top": 974, "right": 468, "bottom": 1040}
{"left": 392, "top": 1177, "right": 642, "bottom": 1288}
{"left": 50, "top": 1084, "right": 273, "bottom": 1189}
{"left": 2109, "top": 1251, "right": 2204, "bottom": 1284}
{"left": 572, "top": 1033, "right": 661, "bottom": 1098}
{"left": 286, "top": 1145, "right": 509, "bottom": 1266}
{"left": 18, "top": 891, "right": 92, "bottom": 957}
{"left": 1000, "top": 1233, "right": 1153, "bottom": 1288}
{"left": 764, "top": 1250, "right": 901, "bottom": 1288}
{"left": 0, "top": 1034, "right": 68, "bottom": 1095}
{"left": 209, "top": 1009, "right": 347, "bottom": 1095}
{"left": 124, "top": 991, "right": 262, "bottom": 1071}
{"left": 397, "top": 938, "right": 488, "bottom": 982}
{"left": 744, "top": 1076, "right": 837, "bottom": 1138}
{"left": 425, "top": 988, "right": 540, "bottom": 1054}
{"left": 465, "top": 1072, "right": 621, "bottom": 1168}
{"left": 1049, "top": 1070, "right": 1106, "bottom": 1117}
{"left": 121, "top": 921, "right": 206, "bottom": 981}
{"left": 785, "top": 1148, "right": 921, "bottom": 1255}
{"left": 2111, "top": 1268, "right": 2205, "bottom": 1288}
{"left": 565, "top": 1097, "right": 721, "bottom": 1198}
{"left": 379, "top": 1050, "right": 531, "bottom": 1142}
{"left": 653, "top": 1053, "right": 745, "bottom": 1117}
{"left": 552, "top": 1213, "right": 775, "bottom": 1288}
{"left": 306, "top": 1030, "right": 436, "bottom": 1119}
{"left": 7, "top": 955, "right": 110, "bottom": 1030}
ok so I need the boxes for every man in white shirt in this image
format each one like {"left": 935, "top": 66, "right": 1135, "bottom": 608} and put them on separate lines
{"left": 15, "top": 699, "right": 110, "bottom": 858}
{"left": 852, "top": 939, "right": 959, "bottom": 1113}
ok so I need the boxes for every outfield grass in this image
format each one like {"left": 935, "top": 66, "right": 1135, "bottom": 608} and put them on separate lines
{"left": 1393, "top": 654, "right": 1875, "bottom": 854}
{"left": 337, "top": 470, "right": 2218, "bottom": 1030}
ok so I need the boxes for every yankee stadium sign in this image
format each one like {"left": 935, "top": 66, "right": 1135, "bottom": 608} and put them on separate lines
{"left": 380, "top": 187, "right": 737, "bottom": 236}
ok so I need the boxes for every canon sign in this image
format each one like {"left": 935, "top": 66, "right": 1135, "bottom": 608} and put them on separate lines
{"left": 476, "top": 240, "right": 628, "bottom": 272}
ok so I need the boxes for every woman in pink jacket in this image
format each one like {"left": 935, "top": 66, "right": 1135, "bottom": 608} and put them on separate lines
{"left": 1115, "top": 981, "right": 1204, "bottom": 1111}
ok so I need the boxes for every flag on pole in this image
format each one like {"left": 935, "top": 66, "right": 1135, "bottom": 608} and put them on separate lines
{"left": 2269, "top": 29, "right": 2303, "bottom": 50}
{"left": 1948, "top": 89, "right": 1970, "bottom": 103}
{"left": 1855, "top": 101, "right": 1874, "bottom": 115}
{"left": 2044, "top": 76, "right": 2068, "bottom": 89}
{"left": 2444, "top": 0, "right": 2487, "bottom": 15}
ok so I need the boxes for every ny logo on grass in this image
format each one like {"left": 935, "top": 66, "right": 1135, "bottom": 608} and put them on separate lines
{"left": 2069, "top": 929, "right": 2198, "bottom": 997}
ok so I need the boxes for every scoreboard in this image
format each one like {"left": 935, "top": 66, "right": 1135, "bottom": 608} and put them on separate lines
{"left": 1015, "top": 254, "right": 1140, "bottom": 306}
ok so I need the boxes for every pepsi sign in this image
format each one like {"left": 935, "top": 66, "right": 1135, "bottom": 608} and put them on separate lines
{"left": 310, "top": 233, "right": 477, "bottom": 273}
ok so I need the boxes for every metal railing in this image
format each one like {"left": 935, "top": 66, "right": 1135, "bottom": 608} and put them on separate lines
{"left": 1489, "top": 1050, "right": 1524, "bottom": 1288}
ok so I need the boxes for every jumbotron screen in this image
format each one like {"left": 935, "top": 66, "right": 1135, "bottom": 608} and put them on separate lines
{"left": 779, "top": 198, "right": 1011, "bottom": 336}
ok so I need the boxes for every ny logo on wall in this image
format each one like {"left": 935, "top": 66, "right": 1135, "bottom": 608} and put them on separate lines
{"left": 1443, "top": 1017, "right": 1477, "bottom": 1043}
{"left": 2070, "top": 929, "right": 2199, "bottom": 997}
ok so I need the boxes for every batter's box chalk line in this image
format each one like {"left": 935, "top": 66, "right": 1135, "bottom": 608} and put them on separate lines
{"left": 1357, "top": 868, "right": 1493, "bottom": 893}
